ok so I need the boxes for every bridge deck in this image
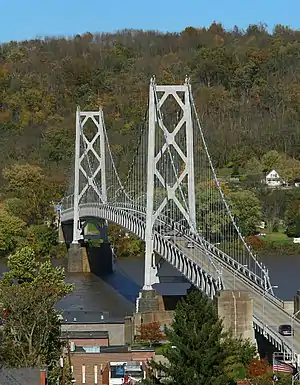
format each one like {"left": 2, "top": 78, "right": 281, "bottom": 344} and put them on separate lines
{"left": 61, "top": 205, "right": 300, "bottom": 359}
{"left": 178, "top": 239, "right": 300, "bottom": 356}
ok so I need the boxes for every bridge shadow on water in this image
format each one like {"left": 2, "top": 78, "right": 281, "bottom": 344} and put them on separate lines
{"left": 86, "top": 248, "right": 189, "bottom": 310}
{"left": 101, "top": 265, "right": 141, "bottom": 304}
{"left": 87, "top": 246, "right": 142, "bottom": 304}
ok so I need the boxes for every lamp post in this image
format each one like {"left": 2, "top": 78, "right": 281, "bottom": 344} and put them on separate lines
{"left": 262, "top": 285, "right": 278, "bottom": 335}
{"left": 233, "top": 264, "right": 248, "bottom": 290}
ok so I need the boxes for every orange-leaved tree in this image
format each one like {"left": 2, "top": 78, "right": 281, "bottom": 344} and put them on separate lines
{"left": 137, "top": 322, "right": 165, "bottom": 346}
{"left": 247, "top": 358, "right": 270, "bottom": 378}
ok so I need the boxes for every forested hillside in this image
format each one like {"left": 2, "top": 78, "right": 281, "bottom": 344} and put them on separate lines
{"left": 1, "top": 23, "right": 300, "bottom": 177}
{"left": 1, "top": 23, "right": 300, "bottom": 257}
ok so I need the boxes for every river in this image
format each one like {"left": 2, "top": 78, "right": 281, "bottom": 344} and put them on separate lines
{"left": 0, "top": 254, "right": 298, "bottom": 319}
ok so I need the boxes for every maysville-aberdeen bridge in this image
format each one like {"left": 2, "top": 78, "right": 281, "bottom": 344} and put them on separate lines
{"left": 59, "top": 77, "right": 300, "bottom": 372}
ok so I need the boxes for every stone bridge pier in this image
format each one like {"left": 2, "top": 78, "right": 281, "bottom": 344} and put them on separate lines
{"left": 216, "top": 290, "right": 257, "bottom": 346}
{"left": 60, "top": 219, "right": 114, "bottom": 275}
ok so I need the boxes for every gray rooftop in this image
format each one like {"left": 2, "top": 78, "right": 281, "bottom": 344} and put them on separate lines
{"left": 0, "top": 367, "right": 40, "bottom": 385}
{"left": 72, "top": 345, "right": 154, "bottom": 354}
{"left": 61, "top": 311, "right": 125, "bottom": 324}
{"left": 61, "top": 330, "right": 109, "bottom": 339}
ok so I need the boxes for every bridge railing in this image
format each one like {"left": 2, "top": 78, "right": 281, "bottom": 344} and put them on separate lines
{"left": 61, "top": 201, "right": 278, "bottom": 298}
{"left": 213, "top": 253, "right": 284, "bottom": 308}
{"left": 61, "top": 199, "right": 300, "bottom": 359}
{"left": 107, "top": 202, "right": 274, "bottom": 294}
{"left": 61, "top": 194, "right": 74, "bottom": 211}
{"left": 253, "top": 314, "right": 288, "bottom": 352}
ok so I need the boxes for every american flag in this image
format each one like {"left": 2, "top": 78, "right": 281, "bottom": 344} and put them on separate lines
{"left": 273, "top": 358, "right": 294, "bottom": 373}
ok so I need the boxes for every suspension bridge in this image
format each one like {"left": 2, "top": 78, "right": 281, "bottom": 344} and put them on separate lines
{"left": 60, "top": 77, "right": 300, "bottom": 366}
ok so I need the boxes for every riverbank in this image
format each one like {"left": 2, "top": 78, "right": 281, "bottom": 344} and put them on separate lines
{"left": 247, "top": 233, "right": 300, "bottom": 256}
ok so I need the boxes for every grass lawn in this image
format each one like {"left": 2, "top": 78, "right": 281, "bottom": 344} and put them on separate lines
{"left": 86, "top": 223, "right": 99, "bottom": 234}
{"left": 263, "top": 232, "right": 293, "bottom": 244}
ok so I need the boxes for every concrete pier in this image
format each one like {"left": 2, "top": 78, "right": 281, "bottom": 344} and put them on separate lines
{"left": 67, "top": 243, "right": 90, "bottom": 273}
{"left": 216, "top": 290, "right": 256, "bottom": 344}
{"left": 136, "top": 289, "right": 162, "bottom": 313}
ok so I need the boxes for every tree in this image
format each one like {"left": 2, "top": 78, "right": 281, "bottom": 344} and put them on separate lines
{"left": 278, "top": 156, "right": 300, "bottom": 182}
{"left": 0, "top": 246, "right": 73, "bottom": 371}
{"left": 26, "top": 224, "right": 58, "bottom": 257}
{"left": 2, "top": 164, "right": 54, "bottom": 225}
{"left": 196, "top": 181, "right": 231, "bottom": 242}
{"left": 144, "top": 290, "right": 255, "bottom": 385}
{"left": 285, "top": 198, "right": 300, "bottom": 237}
{"left": 244, "top": 157, "right": 263, "bottom": 175}
{"left": 261, "top": 151, "right": 282, "bottom": 172}
{"left": 247, "top": 358, "right": 270, "bottom": 378}
{"left": 108, "top": 224, "right": 144, "bottom": 258}
{"left": 0, "top": 206, "right": 26, "bottom": 256}
{"left": 228, "top": 190, "right": 262, "bottom": 236}
{"left": 223, "top": 337, "right": 257, "bottom": 380}
{"left": 137, "top": 322, "right": 165, "bottom": 347}
{"left": 246, "top": 358, "right": 294, "bottom": 385}
{"left": 259, "top": 189, "right": 289, "bottom": 232}
{"left": 243, "top": 157, "right": 264, "bottom": 188}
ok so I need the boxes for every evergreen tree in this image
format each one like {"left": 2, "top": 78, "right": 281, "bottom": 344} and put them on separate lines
{"left": 144, "top": 290, "right": 229, "bottom": 385}
{"left": 285, "top": 199, "right": 300, "bottom": 237}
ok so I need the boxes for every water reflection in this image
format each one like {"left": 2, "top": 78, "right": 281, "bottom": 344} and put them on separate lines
{"left": 0, "top": 254, "right": 299, "bottom": 318}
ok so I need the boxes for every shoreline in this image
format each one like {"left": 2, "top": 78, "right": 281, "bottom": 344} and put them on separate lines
{"left": 257, "top": 249, "right": 300, "bottom": 257}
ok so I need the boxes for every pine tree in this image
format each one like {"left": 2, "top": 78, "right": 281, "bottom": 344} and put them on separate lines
{"left": 145, "top": 290, "right": 229, "bottom": 385}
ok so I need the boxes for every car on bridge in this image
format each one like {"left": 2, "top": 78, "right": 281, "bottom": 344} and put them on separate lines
{"left": 278, "top": 324, "right": 293, "bottom": 336}
{"left": 186, "top": 242, "right": 194, "bottom": 249}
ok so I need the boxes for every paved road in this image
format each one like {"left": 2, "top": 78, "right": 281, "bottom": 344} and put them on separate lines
{"left": 174, "top": 238, "right": 300, "bottom": 361}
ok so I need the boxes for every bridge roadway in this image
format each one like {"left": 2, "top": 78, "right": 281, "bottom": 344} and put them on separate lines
{"left": 176, "top": 238, "right": 300, "bottom": 360}
{"left": 61, "top": 203, "right": 300, "bottom": 360}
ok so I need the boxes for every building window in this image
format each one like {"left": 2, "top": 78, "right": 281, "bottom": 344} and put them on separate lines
{"left": 82, "top": 365, "right": 86, "bottom": 384}
{"left": 94, "top": 365, "right": 98, "bottom": 384}
{"left": 82, "top": 346, "right": 101, "bottom": 353}
{"left": 111, "top": 365, "right": 125, "bottom": 378}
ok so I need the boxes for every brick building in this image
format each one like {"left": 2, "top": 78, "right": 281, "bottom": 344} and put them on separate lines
{"left": 60, "top": 311, "right": 157, "bottom": 383}
{"left": 69, "top": 346, "right": 154, "bottom": 384}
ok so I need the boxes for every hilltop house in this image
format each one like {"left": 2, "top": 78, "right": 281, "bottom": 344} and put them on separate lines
{"left": 264, "top": 169, "right": 284, "bottom": 187}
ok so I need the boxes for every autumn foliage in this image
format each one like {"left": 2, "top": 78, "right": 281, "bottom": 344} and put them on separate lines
{"left": 247, "top": 358, "right": 270, "bottom": 378}
{"left": 137, "top": 321, "right": 166, "bottom": 346}
{"left": 245, "top": 235, "right": 265, "bottom": 250}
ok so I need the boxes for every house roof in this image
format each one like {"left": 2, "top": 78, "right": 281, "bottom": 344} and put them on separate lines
{"left": 72, "top": 345, "right": 154, "bottom": 354}
{"left": 74, "top": 345, "right": 129, "bottom": 354}
{"left": 0, "top": 367, "right": 40, "bottom": 385}
{"left": 266, "top": 169, "right": 280, "bottom": 179}
{"left": 61, "top": 311, "right": 125, "bottom": 324}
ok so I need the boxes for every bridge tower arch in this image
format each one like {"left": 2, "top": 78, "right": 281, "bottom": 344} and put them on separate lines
{"left": 143, "top": 77, "right": 196, "bottom": 291}
{"left": 66, "top": 107, "right": 111, "bottom": 273}
{"left": 72, "top": 107, "right": 108, "bottom": 243}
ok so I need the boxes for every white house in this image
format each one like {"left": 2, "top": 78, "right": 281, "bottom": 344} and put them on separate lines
{"left": 265, "top": 169, "right": 284, "bottom": 187}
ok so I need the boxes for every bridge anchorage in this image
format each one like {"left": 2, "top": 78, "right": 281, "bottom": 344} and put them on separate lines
{"left": 60, "top": 77, "right": 300, "bottom": 363}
